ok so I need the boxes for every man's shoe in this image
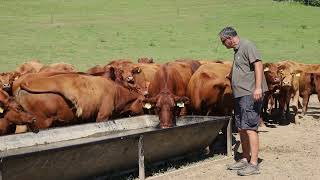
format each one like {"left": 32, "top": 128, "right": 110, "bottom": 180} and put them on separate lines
{"left": 226, "top": 159, "right": 249, "bottom": 170}
{"left": 237, "top": 163, "right": 260, "bottom": 176}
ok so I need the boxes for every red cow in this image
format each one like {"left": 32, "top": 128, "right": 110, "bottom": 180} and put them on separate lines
{"left": 143, "top": 61, "right": 200, "bottom": 128}
{"left": 39, "top": 62, "right": 77, "bottom": 73}
{"left": 299, "top": 73, "right": 320, "bottom": 114}
{"left": 15, "top": 60, "right": 43, "bottom": 75}
{"left": 137, "top": 57, "right": 154, "bottom": 63}
{"left": 0, "top": 89, "right": 36, "bottom": 135}
{"left": 187, "top": 63, "right": 233, "bottom": 116}
{"left": 20, "top": 73, "right": 144, "bottom": 122}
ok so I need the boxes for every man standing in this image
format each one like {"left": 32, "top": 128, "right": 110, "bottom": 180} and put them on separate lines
{"left": 219, "top": 27, "right": 268, "bottom": 176}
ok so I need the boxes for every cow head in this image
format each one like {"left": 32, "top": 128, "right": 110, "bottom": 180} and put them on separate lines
{"left": 108, "top": 60, "right": 136, "bottom": 84}
{"left": 263, "top": 63, "right": 282, "bottom": 91}
{"left": 0, "top": 89, "right": 37, "bottom": 133}
{"left": 143, "top": 91, "right": 189, "bottom": 128}
{"left": 278, "top": 65, "right": 301, "bottom": 87}
{"left": 0, "top": 72, "right": 20, "bottom": 94}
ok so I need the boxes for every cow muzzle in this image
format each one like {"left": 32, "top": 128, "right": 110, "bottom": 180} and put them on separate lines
{"left": 2, "top": 84, "right": 11, "bottom": 93}
{"left": 126, "top": 76, "right": 134, "bottom": 83}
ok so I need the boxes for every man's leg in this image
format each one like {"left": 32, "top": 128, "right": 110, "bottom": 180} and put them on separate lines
{"left": 227, "top": 97, "right": 249, "bottom": 170}
{"left": 246, "top": 129, "right": 259, "bottom": 165}
{"left": 239, "top": 129, "right": 250, "bottom": 162}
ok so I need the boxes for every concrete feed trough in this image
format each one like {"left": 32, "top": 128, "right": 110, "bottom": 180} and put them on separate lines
{"left": 0, "top": 115, "right": 230, "bottom": 180}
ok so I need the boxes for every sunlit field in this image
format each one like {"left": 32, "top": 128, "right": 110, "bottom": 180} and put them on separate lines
{"left": 0, "top": 0, "right": 319, "bottom": 72}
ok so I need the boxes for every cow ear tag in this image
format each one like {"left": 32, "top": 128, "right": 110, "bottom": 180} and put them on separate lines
{"left": 0, "top": 107, "right": 4, "bottom": 113}
{"left": 143, "top": 103, "right": 152, "bottom": 109}
{"left": 295, "top": 73, "right": 300, "bottom": 77}
{"left": 264, "top": 67, "right": 269, "bottom": 72}
{"left": 176, "top": 102, "right": 184, "bottom": 108}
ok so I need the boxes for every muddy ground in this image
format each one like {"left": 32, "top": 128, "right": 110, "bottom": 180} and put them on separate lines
{"left": 147, "top": 95, "right": 320, "bottom": 180}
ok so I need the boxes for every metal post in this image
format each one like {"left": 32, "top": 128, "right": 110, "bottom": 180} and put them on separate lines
{"left": 227, "top": 117, "right": 232, "bottom": 156}
{"left": 138, "top": 135, "right": 145, "bottom": 180}
{"left": 0, "top": 158, "right": 3, "bottom": 180}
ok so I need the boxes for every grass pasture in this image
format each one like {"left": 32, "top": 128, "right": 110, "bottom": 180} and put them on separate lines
{"left": 0, "top": 0, "right": 319, "bottom": 72}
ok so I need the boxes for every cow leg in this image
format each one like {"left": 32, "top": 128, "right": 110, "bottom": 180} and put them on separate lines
{"left": 302, "top": 94, "right": 310, "bottom": 115}
{"left": 278, "top": 93, "right": 286, "bottom": 123}
{"left": 96, "top": 101, "right": 114, "bottom": 122}
{"left": 291, "top": 89, "right": 300, "bottom": 115}
{"left": 179, "top": 107, "right": 187, "bottom": 116}
{"left": 35, "top": 117, "right": 55, "bottom": 129}
{"left": 0, "top": 118, "right": 11, "bottom": 135}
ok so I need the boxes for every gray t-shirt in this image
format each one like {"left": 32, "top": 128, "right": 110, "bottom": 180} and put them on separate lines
{"left": 231, "top": 39, "right": 268, "bottom": 98}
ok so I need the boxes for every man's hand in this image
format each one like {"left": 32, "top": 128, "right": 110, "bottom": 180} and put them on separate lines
{"left": 253, "top": 88, "right": 262, "bottom": 101}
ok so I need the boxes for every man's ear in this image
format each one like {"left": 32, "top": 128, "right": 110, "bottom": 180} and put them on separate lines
{"left": 132, "top": 67, "right": 142, "bottom": 74}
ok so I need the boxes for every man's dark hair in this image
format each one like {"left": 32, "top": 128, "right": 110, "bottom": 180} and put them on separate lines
{"left": 219, "top": 27, "right": 238, "bottom": 39}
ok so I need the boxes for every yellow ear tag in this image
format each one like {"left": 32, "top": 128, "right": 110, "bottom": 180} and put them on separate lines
{"left": 0, "top": 107, "right": 4, "bottom": 113}
{"left": 176, "top": 102, "right": 184, "bottom": 108}
{"left": 264, "top": 67, "right": 269, "bottom": 72}
{"left": 295, "top": 73, "right": 301, "bottom": 77}
{"left": 143, "top": 103, "right": 152, "bottom": 109}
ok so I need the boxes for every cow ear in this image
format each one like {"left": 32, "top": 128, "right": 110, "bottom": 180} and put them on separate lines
{"left": 278, "top": 65, "right": 286, "bottom": 71}
{"left": 132, "top": 67, "right": 142, "bottom": 74}
{"left": 142, "top": 97, "right": 157, "bottom": 109}
{"left": 292, "top": 70, "right": 303, "bottom": 77}
{"left": 174, "top": 96, "right": 190, "bottom": 107}
{"left": 103, "top": 66, "right": 116, "bottom": 81}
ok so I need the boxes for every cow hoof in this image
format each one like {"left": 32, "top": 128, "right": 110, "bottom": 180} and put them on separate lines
{"left": 15, "top": 125, "right": 28, "bottom": 134}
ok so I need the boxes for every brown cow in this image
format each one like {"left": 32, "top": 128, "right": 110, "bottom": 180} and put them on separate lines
{"left": 198, "top": 60, "right": 233, "bottom": 66}
{"left": 143, "top": 61, "right": 200, "bottom": 128}
{"left": 20, "top": 73, "right": 144, "bottom": 122}
{"left": 0, "top": 89, "right": 36, "bottom": 135}
{"left": 276, "top": 60, "right": 319, "bottom": 117}
{"left": 187, "top": 63, "right": 233, "bottom": 116}
{"left": 137, "top": 57, "right": 154, "bottom": 63}
{"left": 262, "top": 63, "right": 282, "bottom": 116}
{"left": 15, "top": 60, "right": 43, "bottom": 75}
{"left": 11, "top": 72, "right": 79, "bottom": 130}
{"left": 299, "top": 73, "right": 320, "bottom": 114}
{"left": 39, "top": 62, "right": 77, "bottom": 73}
{"left": 277, "top": 64, "right": 301, "bottom": 122}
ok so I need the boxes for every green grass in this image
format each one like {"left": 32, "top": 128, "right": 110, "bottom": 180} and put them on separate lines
{"left": 0, "top": 0, "right": 319, "bottom": 72}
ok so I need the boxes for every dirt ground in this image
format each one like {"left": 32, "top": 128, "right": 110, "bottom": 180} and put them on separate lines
{"left": 148, "top": 95, "right": 320, "bottom": 180}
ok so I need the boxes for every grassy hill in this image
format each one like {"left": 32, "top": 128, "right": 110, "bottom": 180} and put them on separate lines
{"left": 0, "top": 0, "right": 319, "bottom": 72}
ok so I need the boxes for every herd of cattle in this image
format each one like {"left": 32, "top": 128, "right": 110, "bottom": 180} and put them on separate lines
{"left": 0, "top": 58, "right": 319, "bottom": 135}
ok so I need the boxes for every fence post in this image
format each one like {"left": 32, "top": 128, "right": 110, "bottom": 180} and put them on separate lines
{"left": 138, "top": 135, "right": 145, "bottom": 180}
{"left": 227, "top": 117, "right": 232, "bottom": 157}
{"left": 0, "top": 158, "right": 3, "bottom": 180}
